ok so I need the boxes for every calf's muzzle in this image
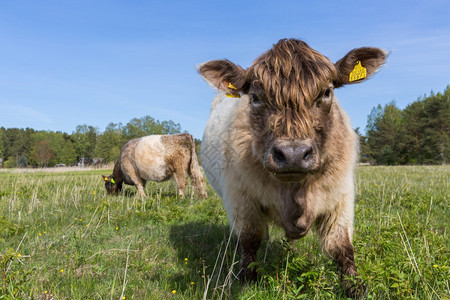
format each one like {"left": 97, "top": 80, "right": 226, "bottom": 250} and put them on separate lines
{"left": 265, "top": 140, "right": 318, "bottom": 181}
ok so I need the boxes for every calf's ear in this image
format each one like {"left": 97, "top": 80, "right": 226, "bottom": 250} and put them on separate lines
{"left": 198, "top": 60, "right": 246, "bottom": 94}
{"left": 101, "top": 175, "right": 109, "bottom": 182}
{"left": 334, "top": 47, "right": 388, "bottom": 88}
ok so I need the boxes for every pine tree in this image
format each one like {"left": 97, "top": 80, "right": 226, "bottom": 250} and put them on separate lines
{"left": 366, "top": 101, "right": 403, "bottom": 165}
{"left": 18, "top": 154, "right": 28, "bottom": 168}
{"left": 0, "top": 129, "right": 5, "bottom": 163}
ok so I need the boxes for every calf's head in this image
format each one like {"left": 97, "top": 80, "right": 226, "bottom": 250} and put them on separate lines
{"left": 102, "top": 175, "right": 119, "bottom": 195}
{"left": 200, "top": 39, "right": 386, "bottom": 182}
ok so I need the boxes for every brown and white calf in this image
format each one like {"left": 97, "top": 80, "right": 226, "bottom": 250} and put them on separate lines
{"left": 102, "top": 133, "right": 207, "bottom": 198}
{"left": 199, "top": 38, "right": 386, "bottom": 297}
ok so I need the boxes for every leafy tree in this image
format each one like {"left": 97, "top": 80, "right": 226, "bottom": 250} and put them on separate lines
{"left": 123, "top": 115, "right": 182, "bottom": 140}
{"left": 73, "top": 125, "right": 98, "bottom": 163}
{"left": 30, "top": 131, "right": 65, "bottom": 166}
{"left": 4, "top": 156, "right": 18, "bottom": 168}
{"left": 96, "top": 122, "right": 124, "bottom": 162}
{"left": 0, "top": 115, "right": 184, "bottom": 168}
{"left": 109, "top": 146, "right": 121, "bottom": 162}
{"left": 48, "top": 132, "right": 66, "bottom": 165}
{"left": 123, "top": 116, "right": 157, "bottom": 139}
{"left": 32, "top": 140, "right": 53, "bottom": 167}
{"left": 60, "top": 140, "right": 77, "bottom": 165}
{"left": 160, "top": 120, "right": 182, "bottom": 135}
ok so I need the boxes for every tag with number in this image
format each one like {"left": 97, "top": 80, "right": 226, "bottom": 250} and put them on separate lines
{"left": 349, "top": 61, "right": 367, "bottom": 82}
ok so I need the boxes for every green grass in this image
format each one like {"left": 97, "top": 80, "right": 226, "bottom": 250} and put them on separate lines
{"left": 0, "top": 166, "right": 448, "bottom": 299}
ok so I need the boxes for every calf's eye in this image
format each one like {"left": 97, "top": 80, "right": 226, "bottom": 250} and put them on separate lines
{"left": 315, "top": 87, "right": 333, "bottom": 111}
{"left": 250, "top": 95, "right": 263, "bottom": 107}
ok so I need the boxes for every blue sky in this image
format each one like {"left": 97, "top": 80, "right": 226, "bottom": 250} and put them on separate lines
{"left": 1, "top": 1, "right": 449, "bottom": 138}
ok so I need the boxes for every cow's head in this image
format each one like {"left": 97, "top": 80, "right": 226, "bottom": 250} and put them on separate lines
{"left": 102, "top": 175, "right": 119, "bottom": 195}
{"left": 199, "top": 39, "right": 386, "bottom": 182}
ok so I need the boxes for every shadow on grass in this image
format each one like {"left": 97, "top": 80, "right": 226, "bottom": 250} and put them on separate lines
{"left": 168, "top": 221, "right": 243, "bottom": 297}
{"left": 167, "top": 222, "right": 292, "bottom": 298}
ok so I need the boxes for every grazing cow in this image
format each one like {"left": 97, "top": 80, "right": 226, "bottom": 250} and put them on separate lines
{"left": 199, "top": 38, "right": 386, "bottom": 297}
{"left": 102, "top": 133, "right": 207, "bottom": 198}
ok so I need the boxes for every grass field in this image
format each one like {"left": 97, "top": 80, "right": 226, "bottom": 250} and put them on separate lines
{"left": 0, "top": 166, "right": 448, "bottom": 299}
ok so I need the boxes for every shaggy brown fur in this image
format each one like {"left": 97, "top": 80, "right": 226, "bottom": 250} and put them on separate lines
{"left": 199, "top": 38, "right": 387, "bottom": 298}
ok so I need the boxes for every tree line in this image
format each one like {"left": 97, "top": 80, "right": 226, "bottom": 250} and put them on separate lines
{"left": 1, "top": 86, "right": 448, "bottom": 168}
{"left": 360, "top": 86, "right": 449, "bottom": 165}
{"left": 0, "top": 115, "right": 182, "bottom": 168}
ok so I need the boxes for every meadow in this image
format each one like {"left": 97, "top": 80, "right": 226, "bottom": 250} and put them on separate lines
{"left": 0, "top": 165, "right": 448, "bottom": 299}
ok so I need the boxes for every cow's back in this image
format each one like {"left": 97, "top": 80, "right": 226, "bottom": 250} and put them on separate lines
{"left": 129, "top": 135, "right": 172, "bottom": 182}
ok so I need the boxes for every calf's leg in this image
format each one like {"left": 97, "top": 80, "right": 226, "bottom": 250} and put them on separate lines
{"left": 316, "top": 213, "right": 365, "bottom": 298}
{"left": 172, "top": 171, "right": 187, "bottom": 198}
{"left": 121, "top": 159, "right": 146, "bottom": 197}
{"left": 135, "top": 182, "right": 146, "bottom": 197}
{"left": 234, "top": 208, "right": 267, "bottom": 282}
{"left": 188, "top": 168, "right": 208, "bottom": 198}
{"left": 238, "top": 226, "right": 263, "bottom": 281}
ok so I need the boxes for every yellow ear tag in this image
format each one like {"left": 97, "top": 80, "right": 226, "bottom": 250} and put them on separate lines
{"left": 349, "top": 61, "right": 367, "bottom": 82}
{"left": 226, "top": 82, "right": 240, "bottom": 98}
{"left": 225, "top": 93, "right": 240, "bottom": 98}
{"left": 104, "top": 177, "right": 108, "bottom": 181}
{"left": 111, "top": 178, "right": 115, "bottom": 184}
{"left": 228, "top": 82, "right": 237, "bottom": 90}
{"left": 225, "top": 82, "right": 240, "bottom": 98}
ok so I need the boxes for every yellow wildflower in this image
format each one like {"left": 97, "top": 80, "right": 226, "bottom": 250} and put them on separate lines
{"left": 172, "top": 290, "right": 176, "bottom": 294}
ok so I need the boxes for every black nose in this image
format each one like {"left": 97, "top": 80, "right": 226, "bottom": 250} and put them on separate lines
{"left": 271, "top": 143, "right": 315, "bottom": 171}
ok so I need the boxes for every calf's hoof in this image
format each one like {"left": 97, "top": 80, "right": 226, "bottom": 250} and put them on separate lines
{"left": 343, "top": 277, "right": 366, "bottom": 299}
{"left": 238, "top": 267, "right": 257, "bottom": 282}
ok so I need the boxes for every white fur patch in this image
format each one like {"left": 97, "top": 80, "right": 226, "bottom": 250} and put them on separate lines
{"left": 134, "top": 135, "right": 171, "bottom": 182}
{"left": 201, "top": 94, "right": 242, "bottom": 219}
